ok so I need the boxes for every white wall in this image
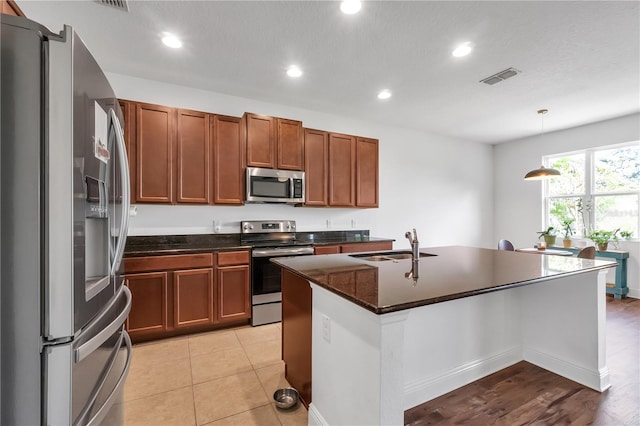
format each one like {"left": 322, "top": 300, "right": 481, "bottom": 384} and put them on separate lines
{"left": 107, "top": 73, "right": 494, "bottom": 249}
{"left": 493, "top": 113, "right": 640, "bottom": 297}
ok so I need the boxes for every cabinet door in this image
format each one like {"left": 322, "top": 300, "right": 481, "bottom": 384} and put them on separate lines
{"left": 173, "top": 268, "right": 214, "bottom": 328}
{"left": 125, "top": 272, "right": 169, "bottom": 337}
{"left": 118, "top": 100, "right": 136, "bottom": 204}
{"left": 216, "top": 265, "right": 251, "bottom": 323}
{"left": 282, "top": 269, "right": 312, "bottom": 406}
{"left": 212, "top": 115, "right": 244, "bottom": 204}
{"left": 304, "top": 129, "right": 329, "bottom": 206}
{"left": 328, "top": 133, "right": 356, "bottom": 207}
{"left": 356, "top": 137, "right": 379, "bottom": 207}
{"left": 245, "top": 113, "right": 275, "bottom": 168}
{"left": 135, "top": 103, "right": 175, "bottom": 203}
{"left": 277, "top": 118, "right": 303, "bottom": 170}
{"left": 177, "top": 109, "right": 211, "bottom": 204}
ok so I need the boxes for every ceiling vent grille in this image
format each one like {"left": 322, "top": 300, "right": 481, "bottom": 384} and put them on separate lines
{"left": 96, "top": 0, "right": 128, "bottom": 12}
{"left": 480, "top": 67, "right": 520, "bottom": 85}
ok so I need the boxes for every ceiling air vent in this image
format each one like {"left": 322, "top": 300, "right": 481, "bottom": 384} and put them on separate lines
{"left": 480, "top": 67, "right": 520, "bottom": 85}
{"left": 96, "top": 0, "right": 128, "bottom": 12}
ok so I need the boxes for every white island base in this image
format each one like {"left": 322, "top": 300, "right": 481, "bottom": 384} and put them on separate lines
{"left": 307, "top": 269, "right": 609, "bottom": 426}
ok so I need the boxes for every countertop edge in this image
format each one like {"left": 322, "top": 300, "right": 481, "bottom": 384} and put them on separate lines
{"left": 272, "top": 256, "right": 617, "bottom": 315}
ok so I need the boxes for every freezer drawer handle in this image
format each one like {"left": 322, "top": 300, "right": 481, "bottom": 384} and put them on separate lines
{"left": 75, "top": 286, "right": 132, "bottom": 363}
{"left": 86, "top": 331, "right": 132, "bottom": 426}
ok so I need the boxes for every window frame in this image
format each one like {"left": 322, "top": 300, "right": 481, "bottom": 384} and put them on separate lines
{"left": 543, "top": 141, "right": 640, "bottom": 239}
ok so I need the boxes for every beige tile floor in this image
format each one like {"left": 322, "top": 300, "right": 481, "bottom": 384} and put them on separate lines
{"left": 116, "top": 323, "right": 308, "bottom": 426}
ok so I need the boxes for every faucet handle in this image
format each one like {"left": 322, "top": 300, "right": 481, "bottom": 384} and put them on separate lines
{"left": 412, "top": 228, "right": 418, "bottom": 242}
{"left": 405, "top": 231, "right": 413, "bottom": 243}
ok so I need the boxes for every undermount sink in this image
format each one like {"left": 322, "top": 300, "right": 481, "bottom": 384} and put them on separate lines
{"left": 349, "top": 251, "right": 437, "bottom": 262}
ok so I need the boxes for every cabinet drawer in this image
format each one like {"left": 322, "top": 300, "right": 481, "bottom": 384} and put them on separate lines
{"left": 216, "top": 250, "right": 250, "bottom": 266}
{"left": 124, "top": 253, "right": 214, "bottom": 273}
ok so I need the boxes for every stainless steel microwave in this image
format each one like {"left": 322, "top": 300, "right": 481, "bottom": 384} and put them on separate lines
{"left": 246, "top": 167, "right": 305, "bottom": 204}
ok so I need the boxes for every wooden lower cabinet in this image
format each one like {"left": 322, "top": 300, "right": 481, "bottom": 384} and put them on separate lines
{"left": 174, "top": 268, "right": 214, "bottom": 328}
{"left": 282, "top": 269, "right": 312, "bottom": 408}
{"left": 314, "top": 241, "right": 392, "bottom": 255}
{"left": 125, "top": 271, "right": 170, "bottom": 338}
{"left": 339, "top": 241, "right": 392, "bottom": 253}
{"left": 124, "top": 250, "right": 250, "bottom": 342}
{"left": 216, "top": 265, "right": 251, "bottom": 323}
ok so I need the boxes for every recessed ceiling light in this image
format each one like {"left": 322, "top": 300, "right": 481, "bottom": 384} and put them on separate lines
{"left": 452, "top": 42, "right": 472, "bottom": 57}
{"left": 377, "top": 89, "right": 391, "bottom": 100}
{"left": 340, "top": 0, "right": 362, "bottom": 15}
{"left": 286, "top": 65, "right": 303, "bottom": 78}
{"left": 161, "top": 32, "right": 182, "bottom": 49}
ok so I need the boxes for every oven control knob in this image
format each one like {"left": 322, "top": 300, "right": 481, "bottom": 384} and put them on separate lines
{"left": 243, "top": 223, "right": 254, "bottom": 231}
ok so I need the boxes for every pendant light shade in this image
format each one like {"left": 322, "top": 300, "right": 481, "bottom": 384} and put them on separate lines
{"left": 524, "top": 165, "right": 561, "bottom": 180}
{"left": 524, "top": 109, "right": 561, "bottom": 180}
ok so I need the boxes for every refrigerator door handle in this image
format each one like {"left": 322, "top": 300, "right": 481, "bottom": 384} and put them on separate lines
{"left": 109, "top": 108, "right": 131, "bottom": 276}
{"left": 75, "top": 286, "right": 131, "bottom": 363}
{"left": 86, "top": 331, "right": 132, "bottom": 426}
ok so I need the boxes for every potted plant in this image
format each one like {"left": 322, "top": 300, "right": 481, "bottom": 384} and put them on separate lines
{"left": 561, "top": 218, "right": 575, "bottom": 248}
{"left": 537, "top": 226, "right": 557, "bottom": 246}
{"left": 620, "top": 230, "right": 633, "bottom": 241}
{"left": 587, "top": 229, "right": 620, "bottom": 251}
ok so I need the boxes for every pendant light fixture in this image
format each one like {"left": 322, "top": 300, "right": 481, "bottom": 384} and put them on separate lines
{"left": 524, "top": 109, "right": 561, "bottom": 180}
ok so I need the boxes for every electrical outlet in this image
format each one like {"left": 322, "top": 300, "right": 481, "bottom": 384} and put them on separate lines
{"left": 322, "top": 314, "right": 331, "bottom": 343}
{"left": 214, "top": 220, "right": 221, "bottom": 233}
{"left": 351, "top": 219, "right": 356, "bottom": 228}
{"left": 326, "top": 219, "right": 332, "bottom": 229}
{"left": 129, "top": 206, "right": 138, "bottom": 217}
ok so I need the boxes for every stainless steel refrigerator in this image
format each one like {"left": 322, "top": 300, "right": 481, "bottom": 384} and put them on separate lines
{"left": 1, "top": 15, "right": 132, "bottom": 425}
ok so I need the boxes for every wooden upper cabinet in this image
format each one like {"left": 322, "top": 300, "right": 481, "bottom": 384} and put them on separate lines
{"left": 1, "top": 1, "right": 24, "bottom": 16}
{"left": 135, "top": 103, "right": 175, "bottom": 203}
{"left": 212, "top": 115, "right": 244, "bottom": 205}
{"left": 118, "top": 100, "right": 136, "bottom": 204}
{"left": 304, "top": 129, "right": 329, "bottom": 206}
{"left": 277, "top": 118, "right": 303, "bottom": 170}
{"left": 176, "top": 109, "right": 211, "bottom": 204}
{"left": 356, "top": 137, "right": 379, "bottom": 207}
{"left": 328, "top": 133, "right": 356, "bottom": 207}
{"left": 245, "top": 113, "right": 275, "bottom": 168}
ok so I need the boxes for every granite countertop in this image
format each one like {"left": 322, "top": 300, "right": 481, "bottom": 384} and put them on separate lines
{"left": 271, "top": 246, "right": 617, "bottom": 315}
{"left": 124, "top": 231, "right": 395, "bottom": 257}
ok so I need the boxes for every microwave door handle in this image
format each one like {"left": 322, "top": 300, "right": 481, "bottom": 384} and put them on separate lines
{"left": 109, "top": 109, "right": 131, "bottom": 276}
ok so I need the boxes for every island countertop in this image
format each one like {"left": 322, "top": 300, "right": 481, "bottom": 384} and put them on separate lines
{"left": 271, "top": 246, "right": 617, "bottom": 314}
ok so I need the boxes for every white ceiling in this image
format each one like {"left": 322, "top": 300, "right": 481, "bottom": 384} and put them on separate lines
{"left": 17, "top": 0, "right": 640, "bottom": 144}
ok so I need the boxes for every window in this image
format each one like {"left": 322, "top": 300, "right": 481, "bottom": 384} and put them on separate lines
{"left": 544, "top": 142, "right": 639, "bottom": 239}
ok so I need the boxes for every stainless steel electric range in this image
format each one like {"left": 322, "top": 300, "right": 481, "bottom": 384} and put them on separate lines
{"left": 241, "top": 220, "right": 314, "bottom": 326}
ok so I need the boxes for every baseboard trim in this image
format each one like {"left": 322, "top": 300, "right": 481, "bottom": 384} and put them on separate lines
{"left": 523, "top": 346, "right": 611, "bottom": 392}
{"left": 403, "top": 346, "right": 521, "bottom": 409}
{"left": 308, "top": 403, "right": 329, "bottom": 426}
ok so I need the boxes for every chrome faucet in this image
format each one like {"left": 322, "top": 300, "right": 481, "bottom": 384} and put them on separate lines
{"left": 405, "top": 228, "right": 419, "bottom": 261}
{"left": 405, "top": 259, "right": 419, "bottom": 286}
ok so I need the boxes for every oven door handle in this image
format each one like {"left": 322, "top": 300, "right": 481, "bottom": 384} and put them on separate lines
{"left": 252, "top": 247, "right": 314, "bottom": 257}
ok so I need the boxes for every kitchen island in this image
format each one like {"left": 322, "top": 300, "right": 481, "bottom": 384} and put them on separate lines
{"left": 272, "top": 246, "right": 617, "bottom": 426}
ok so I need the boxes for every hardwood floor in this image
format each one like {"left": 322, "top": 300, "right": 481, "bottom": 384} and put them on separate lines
{"left": 405, "top": 296, "right": 639, "bottom": 425}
